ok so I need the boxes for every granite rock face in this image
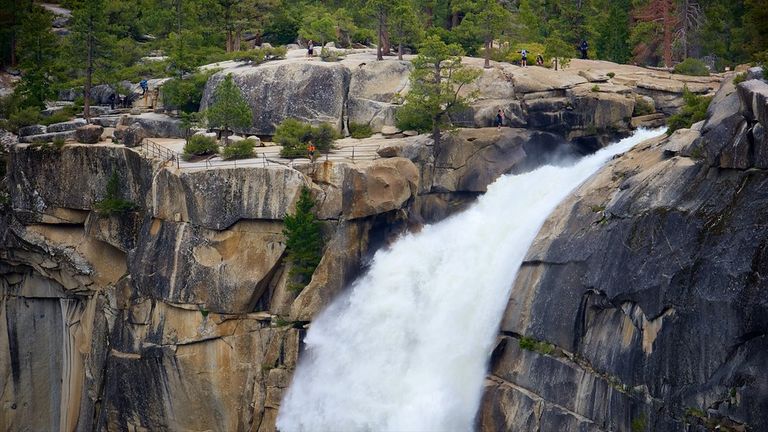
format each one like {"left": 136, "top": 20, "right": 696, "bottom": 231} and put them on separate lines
{"left": 201, "top": 62, "right": 350, "bottom": 135}
{"left": 480, "top": 74, "right": 768, "bottom": 432}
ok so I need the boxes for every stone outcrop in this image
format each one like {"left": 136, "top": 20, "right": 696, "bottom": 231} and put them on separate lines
{"left": 201, "top": 62, "right": 350, "bottom": 135}
{"left": 202, "top": 53, "right": 720, "bottom": 141}
{"left": 480, "top": 73, "right": 768, "bottom": 432}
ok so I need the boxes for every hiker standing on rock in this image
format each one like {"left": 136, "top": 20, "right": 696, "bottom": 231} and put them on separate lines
{"left": 579, "top": 40, "right": 589, "bottom": 59}
{"left": 307, "top": 40, "right": 314, "bottom": 58}
{"left": 519, "top": 48, "right": 528, "bottom": 67}
{"left": 140, "top": 78, "right": 148, "bottom": 95}
{"left": 495, "top": 110, "right": 505, "bottom": 130}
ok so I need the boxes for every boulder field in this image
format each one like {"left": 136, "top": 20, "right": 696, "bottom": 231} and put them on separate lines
{"left": 201, "top": 51, "right": 720, "bottom": 143}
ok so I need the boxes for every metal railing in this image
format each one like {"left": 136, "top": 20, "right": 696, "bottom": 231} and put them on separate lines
{"left": 142, "top": 139, "right": 180, "bottom": 168}
{"left": 139, "top": 140, "right": 380, "bottom": 171}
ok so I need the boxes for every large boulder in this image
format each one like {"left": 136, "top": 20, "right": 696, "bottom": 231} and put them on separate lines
{"left": 201, "top": 62, "right": 350, "bottom": 135}
{"left": 17, "top": 124, "right": 46, "bottom": 137}
{"left": 299, "top": 157, "right": 419, "bottom": 220}
{"left": 347, "top": 60, "right": 411, "bottom": 132}
{"left": 75, "top": 124, "right": 104, "bottom": 144}
{"left": 47, "top": 118, "right": 87, "bottom": 133}
{"left": 113, "top": 123, "right": 148, "bottom": 147}
{"left": 119, "top": 113, "right": 184, "bottom": 138}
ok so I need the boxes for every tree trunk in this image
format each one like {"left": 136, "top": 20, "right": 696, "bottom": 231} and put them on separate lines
{"left": 398, "top": 42, "right": 403, "bottom": 61}
{"left": 662, "top": 0, "right": 673, "bottom": 67}
{"left": 234, "top": 29, "right": 241, "bottom": 51}
{"left": 377, "top": 11, "right": 383, "bottom": 60}
{"left": 484, "top": 38, "right": 491, "bottom": 68}
{"left": 424, "top": 6, "right": 433, "bottom": 27}
{"left": 432, "top": 121, "right": 441, "bottom": 151}
{"left": 381, "top": 14, "right": 391, "bottom": 55}
{"left": 84, "top": 15, "right": 94, "bottom": 120}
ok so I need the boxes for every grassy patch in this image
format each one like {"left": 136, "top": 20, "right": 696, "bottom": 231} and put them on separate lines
{"left": 348, "top": 122, "right": 373, "bottom": 139}
{"left": 519, "top": 336, "right": 555, "bottom": 355}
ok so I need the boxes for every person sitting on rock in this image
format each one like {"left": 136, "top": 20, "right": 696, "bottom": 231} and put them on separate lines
{"left": 495, "top": 110, "right": 505, "bottom": 130}
{"left": 536, "top": 54, "right": 544, "bottom": 66}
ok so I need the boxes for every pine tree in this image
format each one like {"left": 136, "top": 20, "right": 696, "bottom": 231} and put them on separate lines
{"left": 633, "top": 0, "right": 678, "bottom": 67}
{"left": 545, "top": 33, "right": 574, "bottom": 70}
{"left": 396, "top": 36, "right": 481, "bottom": 149}
{"left": 389, "top": 0, "right": 424, "bottom": 60}
{"left": 205, "top": 74, "right": 252, "bottom": 143}
{"left": 16, "top": 5, "right": 57, "bottom": 109}
{"left": 70, "top": 0, "right": 114, "bottom": 119}
{"left": 283, "top": 187, "right": 324, "bottom": 291}
{"left": 455, "top": 0, "right": 512, "bottom": 68}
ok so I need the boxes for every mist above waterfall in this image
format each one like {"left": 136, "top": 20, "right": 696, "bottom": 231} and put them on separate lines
{"left": 277, "top": 129, "right": 663, "bottom": 432}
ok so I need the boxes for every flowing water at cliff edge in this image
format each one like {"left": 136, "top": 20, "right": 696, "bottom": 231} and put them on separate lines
{"left": 277, "top": 128, "right": 662, "bottom": 431}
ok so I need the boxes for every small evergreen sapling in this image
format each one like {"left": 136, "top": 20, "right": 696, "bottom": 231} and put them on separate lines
{"left": 283, "top": 187, "right": 324, "bottom": 291}
{"left": 95, "top": 171, "right": 136, "bottom": 215}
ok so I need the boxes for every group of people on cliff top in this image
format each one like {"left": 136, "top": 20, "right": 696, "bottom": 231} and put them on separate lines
{"left": 517, "top": 39, "right": 588, "bottom": 67}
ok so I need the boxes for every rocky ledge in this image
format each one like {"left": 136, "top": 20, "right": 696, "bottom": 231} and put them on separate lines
{"left": 201, "top": 51, "right": 720, "bottom": 143}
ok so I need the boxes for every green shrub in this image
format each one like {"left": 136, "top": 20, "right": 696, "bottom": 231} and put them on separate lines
{"left": 607, "top": 72, "right": 616, "bottom": 78}
{"left": 395, "top": 101, "right": 433, "bottom": 133}
{"left": 634, "top": 96, "right": 655, "bottom": 116}
{"left": 320, "top": 47, "right": 343, "bottom": 62}
{"left": 733, "top": 72, "right": 748, "bottom": 85}
{"left": 348, "top": 122, "right": 373, "bottom": 139}
{"left": 667, "top": 87, "right": 712, "bottom": 135}
{"left": 40, "top": 110, "right": 73, "bottom": 126}
{"left": 7, "top": 106, "right": 42, "bottom": 133}
{"left": 52, "top": 136, "right": 66, "bottom": 149}
{"left": 162, "top": 71, "right": 214, "bottom": 113}
{"left": 673, "top": 58, "right": 710, "bottom": 76}
{"left": 94, "top": 171, "right": 136, "bottom": 215}
{"left": 519, "top": 336, "right": 555, "bottom": 355}
{"left": 230, "top": 46, "right": 287, "bottom": 64}
{"left": 591, "top": 85, "right": 600, "bottom": 92}
{"left": 221, "top": 138, "right": 257, "bottom": 159}
{"left": 283, "top": 187, "right": 324, "bottom": 292}
{"left": 275, "top": 118, "right": 338, "bottom": 158}
{"left": 183, "top": 134, "right": 219, "bottom": 160}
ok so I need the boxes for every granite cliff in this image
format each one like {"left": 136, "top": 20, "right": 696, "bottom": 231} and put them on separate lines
{"left": 479, "top": 69, "right": 768, "bottom": 432}
{"left": 3, "top": 56, "right": 757, "bottom": 432}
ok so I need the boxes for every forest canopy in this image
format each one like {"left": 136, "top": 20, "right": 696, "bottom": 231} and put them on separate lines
{"left": 0, "top": 0, "right": 765, "bottom": 101}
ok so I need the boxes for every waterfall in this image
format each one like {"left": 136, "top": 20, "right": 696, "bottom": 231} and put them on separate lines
{"left": 277, "top": 129, "right": 662, "bottom": 432}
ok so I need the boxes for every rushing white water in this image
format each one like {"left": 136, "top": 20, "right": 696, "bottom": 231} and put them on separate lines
{"left": 277, "top": 128, "right": 662, "bottom": 432}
